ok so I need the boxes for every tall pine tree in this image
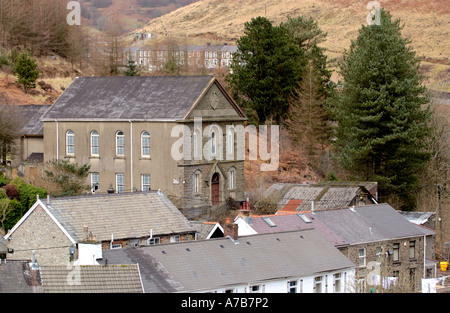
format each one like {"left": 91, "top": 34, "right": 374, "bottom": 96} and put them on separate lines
{"left": 227, "top": 17, "right": 306, "bottom": 124}
{"left": 328, "top": 9, "right": 432, "bottom": 210}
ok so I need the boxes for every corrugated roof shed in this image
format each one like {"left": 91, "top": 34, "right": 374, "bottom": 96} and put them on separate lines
{"left": 101, "top": 229, "right": 355, "bottom": 292}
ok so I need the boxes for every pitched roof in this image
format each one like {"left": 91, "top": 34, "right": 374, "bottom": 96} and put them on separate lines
{"left": 41, "top": 76, "right": 245, "bottom": 121}
{"left": 314, "top": 204, "right": 433, "bottom": 245}
{"left": 190, "top": 221, "right": 224, "bottom": 240}
{"left": 39, "top": 264, "right": 143, "bottom": 293}
{"left": 399, "top": 211, "right": 436, "bottom": 225}
{"left": 269, "top": 181, "right": 378, "bottom": 212}
{"left": 0, "top": 261, "right": 43, "bottom": 293}
{"left": 16, "top": 104, "right": 51, "bottom": 136}
{"left": 100, "top": 229, "right": 355, "bottom": 292}
{"left": 6, "top": 191, "right": 195, "bottom": 243}
{"left": 245, "top": 213, "right": 347, "bottom": 247}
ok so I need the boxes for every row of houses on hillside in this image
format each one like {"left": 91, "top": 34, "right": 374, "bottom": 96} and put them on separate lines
{"left": 0, "top": 188, "right": 439, "bottom": 293}
{"left": 235, "top": 202, "right": 437, "bottom": 292}
{"left": 123, "top": 43, "right": 238, "bottom": 73}
{"left": 1, "top": 75, "right": 442, "bottom": 293}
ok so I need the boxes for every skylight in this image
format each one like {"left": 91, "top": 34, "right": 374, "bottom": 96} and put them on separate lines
{"left": 262, "top": 217, "right": 277, "bottom": 227}
{"left": 298, "top": 213, "right": 312, "bottom": 224}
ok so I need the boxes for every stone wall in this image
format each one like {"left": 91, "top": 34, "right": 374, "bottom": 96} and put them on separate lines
{"left": 7, "top": 204, "right": 74, "bottom": 265}
{"left": 340, "top": 236, "right": 426, "bottom": 292}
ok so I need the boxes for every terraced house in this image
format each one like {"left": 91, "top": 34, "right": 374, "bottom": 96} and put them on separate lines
{"left": 41, "top": 75, "right": 247, "bottom": 217}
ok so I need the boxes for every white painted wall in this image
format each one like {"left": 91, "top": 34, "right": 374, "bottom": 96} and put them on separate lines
{"left": 196, "top": 269, "right": 356, "bottom": 293}
{"left": 234, "top": 217, "right": 257, "bottom": 237}
{"left": 76, "top": 242, "right": 102, "bottom": 265}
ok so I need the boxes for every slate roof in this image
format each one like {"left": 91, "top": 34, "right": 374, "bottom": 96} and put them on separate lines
{"left": 41, "top": 76, "right": 244, "bottom": 121}
{"left": 269, "top": 181, "right": 378, "bottom": 212}
{"left": 100, "top": 229, "right": 355, "bottom": 292}
{"left": 44, "top": 191, "right": 195, "bottom": 242}
{"left": 0, "top": 261, "right": 43, "bottom": 293}
{"left": 314, "top": 204, "right": 434, "bottom": 245}
{"left": 39, "top": 264, "right": 143, "bottom": 293}
{"left": 7, "top": 191, "right": 195, "bottom": 244}
{"left": 15, "top": 104, "right": 51, "bottom": 136}
{"left": 399, "top": 211, "right": 436, "bottom": 226}
{"left": 190, "top": 221, "right": 224, "bottom": 240}
{"left": 244, "top": 213, "right": 347, "bottom": 247}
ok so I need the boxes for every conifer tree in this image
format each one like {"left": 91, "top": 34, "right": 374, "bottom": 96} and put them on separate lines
{"left": 13, "top": 51, "right": 39, "bottom": 93}
{"left": 227, "top": 16, "right": 306, "bottom": 124}
{"left": 124, "top": 58, "right": 140, "bottom": 76}
{"left": 328, "top": 9, "right": 432, "bottom": 210}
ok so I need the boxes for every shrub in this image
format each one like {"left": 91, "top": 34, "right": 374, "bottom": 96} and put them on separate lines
{"left": 2, "top": 184, "right": 20, "bottom": 201}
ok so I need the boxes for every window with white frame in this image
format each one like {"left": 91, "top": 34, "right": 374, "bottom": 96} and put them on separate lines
{"left": 141, "top": 131, "right": 150, "bottom": 157}
{"left": 358, "top": 248, "right": 366, "bottom": 267}
{"left": 170, "top": 235, "right": 180, "bottom": 243}
{"left": 288, "top": 280, "right": 298, "bottom": 293}
{"left": 228, "top": 168, "right": 235, "bottom": 190}
{"left": 393, "top": 243, "right": 400, "bottom": 261}
{"left": 409, "top": 241, "right": 416, "bottom": 259}
{"left": 148, "top": 237, "right": 160, "bottom": 245}
{"left": 116, "top": 173, "right": 125, "bottom": 193}
{"left": 249, "top": 285, "right": 262, "bottom": 293}
{"left": 314, "top": 276, "right": 323, "bottom": 293}
{"left": 116, "top": 131, "right": 125, "bottom": 156}
{"left": 193, "top": 171, "right": 201, "bottom": 194}
{"left": 333, "top": 273, "right": 342, "bottom": 293}
{"left": 141, "top": 174, "right": 151, "bottom": 191}
{"left": 90, "top": 131, "right": 99, "bottom": 156}
{"left": 91, "top": 172, "right": 99, "bottom": 192}
{"left": 66, "top": 130, "right": 75, "bottom": 155}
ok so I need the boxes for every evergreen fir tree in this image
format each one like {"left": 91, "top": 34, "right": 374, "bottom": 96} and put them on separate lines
{"left": 227, "top": 16, "right": 306, "bottom": 124}
{"left": 124, "top": 58, "right": 140, "bottom": 76}
{"left": 328, "top": 9, "right": 432, "bottom": 210}
{"left": 13, "top": 51, "right": 39, "bottom": 93}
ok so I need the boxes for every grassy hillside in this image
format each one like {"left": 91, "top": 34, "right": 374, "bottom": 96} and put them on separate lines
{"left": 135, "top": 0, "right": 449, "bottom": 92}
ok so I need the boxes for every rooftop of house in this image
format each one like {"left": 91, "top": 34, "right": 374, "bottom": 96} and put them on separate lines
{"left": 237, "top": 204, "right": 435, "bottom": 246}
{"left": 189, "top": 221, "right": 224, "bottom": 240}
{"left": 269, "top": 181, "right": 378, "bottom": 212}
{"left": 313, "top": 204, "right": 434, "bottom": 245}
{"left": 41, "top": 76, "right": 245, "bottom": 121}
{"left": 0, "top": 260, "right": 43, "bottom": 293}
{"left": 15, "top": 104, "right": 51, "bottom": 136}
{"left": 39, "top": 264, "right": 143, "bottom": 293}
{"left": 239, "top": 212, "right": 347, "bottom": 247}
{"left": 99, "top": 229, "right": 355, "bottom": 292}
{"left": 6, "top": 191, "right": 195, "bottom": 243}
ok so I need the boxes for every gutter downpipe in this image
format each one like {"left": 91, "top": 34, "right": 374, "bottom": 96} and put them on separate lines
{"left": 55, "top": 120, "right": 59, "bottom": 160}
{"left": 129, "top": 120, "right": 133, "bottom": 192}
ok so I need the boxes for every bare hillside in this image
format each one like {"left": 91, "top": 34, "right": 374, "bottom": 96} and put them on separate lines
{"left": 136, "top": 0, "right": 449, "bottom": 91}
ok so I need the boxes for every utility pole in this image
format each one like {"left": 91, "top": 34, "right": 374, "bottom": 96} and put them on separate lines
{"left": 438, "top": 184, "right": 443, "bottom": 257}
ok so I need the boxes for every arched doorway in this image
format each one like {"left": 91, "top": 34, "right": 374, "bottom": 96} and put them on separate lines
{"left": 211, "top": 173, "right": 220, "bottom": 206}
